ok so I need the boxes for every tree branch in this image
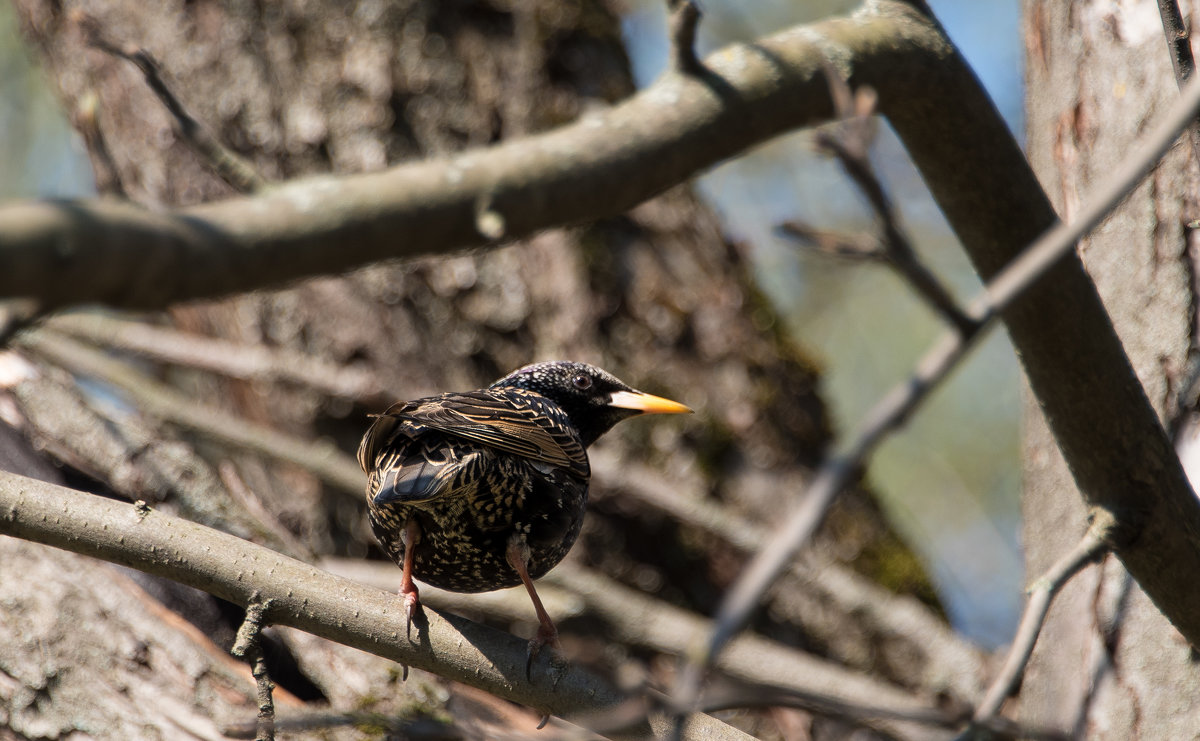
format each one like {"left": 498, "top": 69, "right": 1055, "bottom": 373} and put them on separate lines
{"left": 1, "top": 6, "right": 932, "bottom": 310}
{"left": 965, "top": 520, "right": 1109, "bottom": 733}
{"left": 16, "top": 329, "right": 364, "bottom": 495}
{"left": 78, "top": 12, "right": 267, "bottom": 194}
{"left": 672, "top": 44, "right": 1200, "bottom": 716}
{"left": 1155, "top": 0, "right": 1200, "bottom": 163}
{"left": 231, "top": 597, "right": 277, "bottom": 741}
{"left": 45, "top": 312, "right": 380, "bottom": 400}
{"left": 0, "top": 470, "right": 749, "bottom": 741}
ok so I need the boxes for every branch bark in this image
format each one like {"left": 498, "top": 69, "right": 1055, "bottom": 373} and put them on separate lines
{"left": 0, "top": 470, "right": 747, "bottom": 741}
{"left": 2, "top": 5, "right": 905, "bottom": 310}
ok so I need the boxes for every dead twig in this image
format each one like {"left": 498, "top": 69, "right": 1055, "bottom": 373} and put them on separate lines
{"left": 77, "top": 12, "right": 266, "bottom": 193}
{"left": 231, "top": 596, "right": 277, "bottom": 741}
{"left": 962, "top": 520, "right": 1110, "bottom": 735}
{"left": 668, "top": 1, "right": 703, "bottom": 75}
{"left": 1155, "top": 0, "right": 1200, "bottom": 164}
{"left": 788, "top": 69, "right": 975, "bottom": 335}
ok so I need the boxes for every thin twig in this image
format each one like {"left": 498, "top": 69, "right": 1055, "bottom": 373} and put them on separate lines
{"left": 71, "top": 91, "right": 126, "bottom": 197}
{"left": 77, "top": 12, "right": 266, "bottom": 193}
{"left": 668, "top": 1, "right": 703, "bottom": 75}
{"left": 16, "top": 329, "right": 365, "bottom": 495}
{"left": 670, "top": 56, "right": 1200, "bottom": 721}
{"left": 806, "top": 70, "right": 975, "bottom": 334}
{"left": 1155, "top": 1, "right": 1200, "bottom": 163}
{"left": 231, "top": 597, "right": 277, "bottom": 741}
{"left": 46, "top": 313, "right": 380, "bottom": 400}
{"left": 964, "top": 518, "right": 1111, "bottom": 734}
{"left": 776, "top": 222, "right": 886, "bottom": 260}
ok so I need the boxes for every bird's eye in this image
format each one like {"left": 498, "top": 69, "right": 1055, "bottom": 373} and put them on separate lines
{"left": 572, "top": 374, "right": 593, "bottom": 390}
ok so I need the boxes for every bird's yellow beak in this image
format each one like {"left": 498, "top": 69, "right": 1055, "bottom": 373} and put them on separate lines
{"left": 608, "top": 390, "right": 693, "bottom": 415}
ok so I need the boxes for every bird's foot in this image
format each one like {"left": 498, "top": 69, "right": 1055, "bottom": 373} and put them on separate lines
{"left": 525, "top": 625, "right": 567, "bottom": 686}
{"left": 400, "top": 582, "right": 421, "bottom": 640}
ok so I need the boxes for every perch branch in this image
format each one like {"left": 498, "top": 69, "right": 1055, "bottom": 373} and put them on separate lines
{"left": 965, "top": 520, "right": 1110, "bottom": 733}
{"left": 671, "top": 58, "right": 1200, "bottom": 716}
{"left": 0, "top": 471, "right": 749, "bottom": 741}
{"left": 322, "top": 556, "right": 955, "bottom": 739}
{"left": 78, "top": 13, "right": 266, "bottom": 193}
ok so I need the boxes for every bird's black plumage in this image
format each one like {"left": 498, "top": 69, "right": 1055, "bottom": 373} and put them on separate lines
{"left": 357, "top": 361, "right": 690, "bottom": 658}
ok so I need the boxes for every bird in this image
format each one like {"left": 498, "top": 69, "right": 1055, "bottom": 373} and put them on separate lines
{"left": 357, "top": 360, "right": 691, "bottom": 674}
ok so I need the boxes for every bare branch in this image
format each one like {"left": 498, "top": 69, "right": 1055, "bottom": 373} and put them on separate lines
{"left": 0, "top": 8, "right": 938, "bottom": 311}
{"left": 325, "top": 557, "right": 955, "bottom": 739}
{"left": 1155, "top": 0, "right": 1200, "bottom": 163}
{"left": 231, "top": 597, "right": 277, "bottom": 741}
{"left": 805, "top": 70, "right": 975, "bottom": 334}
{"left": 668, "top": 0, "right": 703, "bottom": 75}
{"left": 966, "top": 520, "right": 1110, "bottom": 732}
{"left": 77, "top": 12, "right": 267, "bottom": 193}
{"left": 671, "top": 62, "right": 1200, "bottom": 717}
{"left": 587, "top": 450, "right": 987, "bottom": 704}
{"left": 46, "top": 313, "right": 380, "bottom": 400}
{"left": 16, "top": 330, "right": 364, "bottom": 495}
{"left": 0, "top": 471, "right": 750, "bottom": 741}
{"left": 776, "top": 221, "right": 886, "bottom": 260}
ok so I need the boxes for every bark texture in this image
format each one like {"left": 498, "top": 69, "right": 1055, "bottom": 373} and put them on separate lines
{"left": 1021, "top": 0, "right": 1200, "bottom": 736}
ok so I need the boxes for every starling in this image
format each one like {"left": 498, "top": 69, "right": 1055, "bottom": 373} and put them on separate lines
{"left": 357, "top": 360, "right": 691, "bottom": 671}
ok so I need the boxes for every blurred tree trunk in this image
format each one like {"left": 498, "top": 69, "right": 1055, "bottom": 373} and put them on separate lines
{"left": 3, "top": 0, "right": 933, "bottom": 737}
{"left": 1020, "top": 0, "right": 1200, "bottom": 735}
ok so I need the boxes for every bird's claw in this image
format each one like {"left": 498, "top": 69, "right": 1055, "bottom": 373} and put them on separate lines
{"left": 402, "top": 588, "right": 421, "bottom": 639}
{"left": 524, "top": 630, "right": 566, "bottom": 686}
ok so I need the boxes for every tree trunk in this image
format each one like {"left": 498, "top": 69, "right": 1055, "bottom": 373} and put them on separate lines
{"left": 1021, "top": 0, "right": 1200, "bottom": 735}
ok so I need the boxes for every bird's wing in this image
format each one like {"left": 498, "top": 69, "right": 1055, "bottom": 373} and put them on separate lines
{"left": 359, "top": 389, "right": 588, "bottom": 479}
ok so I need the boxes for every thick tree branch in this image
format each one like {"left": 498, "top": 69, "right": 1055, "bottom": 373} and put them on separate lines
{"left": 0, "top": 470, "right": 748, "bottom": 741}
{"left": 2, "top": 6, "right": 929, "bottom": 310}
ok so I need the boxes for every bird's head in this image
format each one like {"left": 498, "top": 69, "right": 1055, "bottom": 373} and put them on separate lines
{"left": 490, "top": 361, "right": 692, "bottom": 446}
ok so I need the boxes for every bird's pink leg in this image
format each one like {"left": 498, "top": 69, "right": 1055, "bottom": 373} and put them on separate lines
{"left": 506, "top": 536, "right": 561, "bottom": 681}
{"left": 399, "top": 518, "right": 422, "bottom": 636}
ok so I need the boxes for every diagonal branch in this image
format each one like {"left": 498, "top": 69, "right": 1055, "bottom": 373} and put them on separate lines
{"left": 16, "top": 329, "right": 365, "bottom": 495}
{"left": 670, "top": 58, "right": 1200, "bottom": 716}
{"left": 1154, "top": 0, "right": 1200, "bottom": 163}
{"left": 78, "top": 13, "right": 267, "bottom": 194}
{"left": 0, "top": 470, "right": 749, "bottom": 741}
